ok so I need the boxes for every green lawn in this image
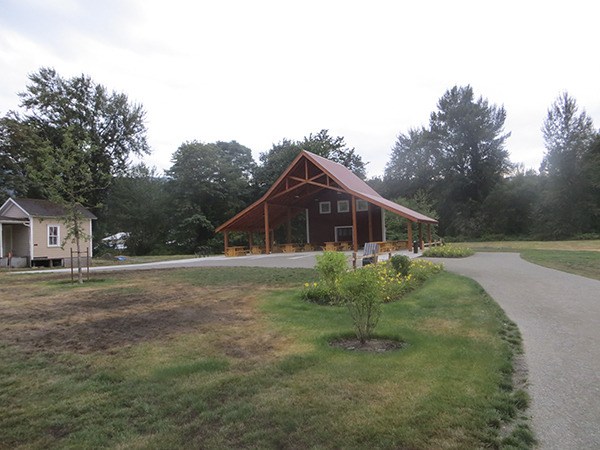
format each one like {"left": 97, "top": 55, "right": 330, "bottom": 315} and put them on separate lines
{"left": 455, "top": 240, "right": 600, "bottom": 252}
{"left": 0, "top": 267, "right": 532, "bottom": 449}
{"left": 455, "top": 240, "right": 600, "bottom": 280}
{"left": 521, "top": 250, "right": 600, "bottom": 281}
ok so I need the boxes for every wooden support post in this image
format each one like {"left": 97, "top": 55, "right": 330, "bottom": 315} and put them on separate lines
{"left": 427, "top": 223, "right": 432, "bottom": 248}
{"left": 351, "top": 196, "right": 358, "bottom": 253}
{"left": 286, "top": 207, "right": 292, "bottom": 243}
{"left": 224, "top": 231, "right": 229, "bottom": 251}
{"left": 418, "top": 222, "right": 423, "bottom": 250}
{"left": 264, "top": 203, "right": 270, "bottom": 254}
{"left": 407, "top": 220, "right": 413, "bottom": 251}
{"left": 248, "top": 232, "right": 253, "bottom": 248}
{"left": 368, "top": 203, "right": 373, "bottom": 242}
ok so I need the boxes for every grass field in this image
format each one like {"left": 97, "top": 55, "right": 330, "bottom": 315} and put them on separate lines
{"left": 91, "top": 253, "right": 197, "bottom": 266}
{"left": 455, "top": 240, "right": 600, "bottom": 252}
{"left": 454, "top": 240, "right": 600, "bottom": 281}
{"left": 0, "top": 267, "right": 532, "bottom": 449}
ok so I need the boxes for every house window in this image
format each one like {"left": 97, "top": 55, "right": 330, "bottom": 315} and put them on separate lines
{"left": 356, "top": 199, "right": 369, "bottom": 212}
{"left": 337, "top": 200, "right": 349, "bottom": 213}
{"left": 319, "top": 201, "right": 331, "bottom": 214}
{"left": 48, "top": 225, "right": 60, "bottom": 247}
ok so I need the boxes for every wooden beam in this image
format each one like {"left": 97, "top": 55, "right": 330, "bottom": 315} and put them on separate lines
{"left": 407, "top": 220, "right": 413, "bottom": 251}
{"left": 368, "top": 203, "right": 373, "bottom": 242}
{"left": 264, "top": 202, "right": 270, "bottom": 254}
{"left": 248, "top": 232, "right": 253, "bottom": 248}
{"left": 351, "top": 195, "right": 358, "bottom": 253}
{"left": 268, "top": 173, "right": 327, "bottom": 201}
{"left": 286, "top": 207, "right": 292, "bottom": 243}
{"left": 418, "top": 222, "right": 423, "bottom": 250}
{"left": 224, "top": 231, "right": 229, "bottom": 251}
{"left": 427, "top": 223, "right": 432, "bottom": 247}
{"left": 287, "top": 176, "right": 346, "bottom": 194}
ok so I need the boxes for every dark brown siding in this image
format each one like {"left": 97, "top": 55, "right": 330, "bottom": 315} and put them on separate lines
{"left": 307, "top": 190, "right": 382, "bottom": 247}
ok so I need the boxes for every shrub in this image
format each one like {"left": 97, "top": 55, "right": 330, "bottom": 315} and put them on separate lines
{"left": 389, "top": 255, "right": 410, "bottom": 276}
{"left": 409, "top": 258, "right": 444, "bottom": 282}
{"left": 299, "top": 282, "right": 337, "bottom": 305}
{"left": 315, "top": 251, "right": 348, "bottom": 290}
{"left": 339, "top": 268, "right": 382, "bottom": 343}
{"left": 301, "top": 252, "right": 348, "bottom": 305}
{"left": 422, "top": 244, "right": 474, "bottom": 258}
{"left": 301, "top": 255, "right": 443, "bottom": 306}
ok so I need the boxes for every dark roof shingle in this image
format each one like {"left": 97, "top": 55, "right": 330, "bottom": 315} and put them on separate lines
{"left": 12, "top": 198, "right": 97, "bottom": 219}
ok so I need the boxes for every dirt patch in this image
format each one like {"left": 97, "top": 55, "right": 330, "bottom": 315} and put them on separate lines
{"left": 329, "top": 337, "right": 406, "bottom": 352}
{"left": 18, "top": 303, "right": 243, "bottom": 353}
{"left": 0, "top": 272, "right": 264, "bottom": 354}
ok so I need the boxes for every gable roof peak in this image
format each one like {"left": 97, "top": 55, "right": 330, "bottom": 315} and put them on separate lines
{"left": 6, "top": 198, "right": 97, "bottom": 219}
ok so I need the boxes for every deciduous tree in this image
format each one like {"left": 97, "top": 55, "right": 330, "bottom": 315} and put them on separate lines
{"left": 166, "top": 140, "right": 255, "bottom": 252}
{"left": 0, "top": 67, "right": 149, "bottom": 207}
{"left": 255, "top": 129, "right": 366, "bottom": 194}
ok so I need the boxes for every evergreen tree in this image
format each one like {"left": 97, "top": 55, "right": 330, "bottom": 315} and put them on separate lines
{"left": 537, "top": 92, "right": 597, "bottom": 236}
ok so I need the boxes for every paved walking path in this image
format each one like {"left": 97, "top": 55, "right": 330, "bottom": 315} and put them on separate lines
{"left": 432, "top": 253, "right": 600, "bottom": 450}
{"left": 13, "top": 249, "right": 420, "bottom": 274}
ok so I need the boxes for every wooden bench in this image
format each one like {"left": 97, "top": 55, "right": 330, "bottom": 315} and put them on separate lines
{"left": 361, "top": 242, "right": 380, "bottom": 266}
{"left": 250, "top": 246, "right": 264, "bottom": 254}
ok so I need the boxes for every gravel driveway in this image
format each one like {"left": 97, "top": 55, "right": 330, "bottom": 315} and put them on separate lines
{"left": 433, "top": 252, "right": 600, "bottom": 450}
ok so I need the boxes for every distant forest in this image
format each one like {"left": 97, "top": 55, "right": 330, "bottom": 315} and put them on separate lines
{"left": 2, "top": 69, "right": 599, "bottom": 255}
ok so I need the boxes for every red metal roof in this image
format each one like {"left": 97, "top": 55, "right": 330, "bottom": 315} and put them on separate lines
{"left": 216, "top": 150, "right": 437, "bottom": 233}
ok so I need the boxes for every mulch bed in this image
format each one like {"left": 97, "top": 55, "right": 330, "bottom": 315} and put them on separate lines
{"left": 329, "top": 337, "right": 406, "bottom": 352}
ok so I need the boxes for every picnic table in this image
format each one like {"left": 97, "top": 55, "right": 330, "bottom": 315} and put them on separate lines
{"left": 225, "top": 246, "right": 247, "bottom": 257}
{"left": 282, "top": 243, "right": 299, "bottom": 253}
{"left": 323, "top": 242, "right": 340, "bottom": 252}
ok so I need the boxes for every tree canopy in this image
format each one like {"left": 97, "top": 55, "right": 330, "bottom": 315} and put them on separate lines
{"left": 385, "top": 85, "right": 512, "bottom": 235}
{"left": 0, "top": 67, "right": 149, "bottom": 206}
{"left": 5, "top": 70, "right": 599, "bottom": 256}
{"left": 536, "top": 93, "right": 599, "bottom": 237}
{"left": 255, "top": 129, "right": 367, "bottom": 194}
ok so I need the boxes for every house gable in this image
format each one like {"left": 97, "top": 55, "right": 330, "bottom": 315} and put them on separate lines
{"left": 0, "top": 199, "right": 30, "bottom": 219}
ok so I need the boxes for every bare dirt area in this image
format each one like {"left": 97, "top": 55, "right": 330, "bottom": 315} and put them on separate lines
{"left": 0, "top": 271, "right": 267, "bottom": 355}
{"left": 329, "top": 337, "right": 406, "bottom": 352}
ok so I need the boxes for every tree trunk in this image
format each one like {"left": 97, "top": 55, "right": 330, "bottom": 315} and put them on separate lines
{"left": 73, "top": 217, "right": 83, "bottom": 284}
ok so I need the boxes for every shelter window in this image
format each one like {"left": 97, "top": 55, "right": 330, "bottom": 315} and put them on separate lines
{"left": 337, "top": 200, "right": 349, "bottom": 213}
{"left": 319, "top": 201, "right": 331, "bottom": 214}
{"left": 48, "top": 225, "right": 60, "bottom": 247}
{"left": 356, "top": 199, "right": 369, "bottom": 211}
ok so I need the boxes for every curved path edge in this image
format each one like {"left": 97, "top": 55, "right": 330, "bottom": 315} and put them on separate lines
{"left": 429, "top": 253, "right": 600, "bottom": 449}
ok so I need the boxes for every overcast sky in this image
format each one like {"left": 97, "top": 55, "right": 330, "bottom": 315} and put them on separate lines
{"left": 1, "top": 0, "right": 599, "bottom": 178}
